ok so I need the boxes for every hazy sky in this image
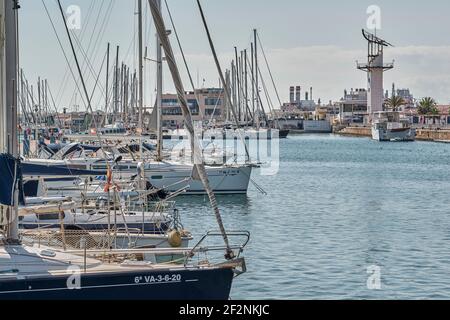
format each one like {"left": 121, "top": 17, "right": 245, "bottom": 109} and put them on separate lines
{"left": 18, "top": 0, "right": 450, "bottom": 111}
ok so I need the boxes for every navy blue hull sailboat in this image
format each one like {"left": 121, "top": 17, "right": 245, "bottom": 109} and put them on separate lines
{"left": 0, "top": 261, "right": 235, "bottom": 300}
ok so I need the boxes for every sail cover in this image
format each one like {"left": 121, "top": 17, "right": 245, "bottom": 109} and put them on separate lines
{"left": 0, "top": 154, "right": 25, "bottom": 206}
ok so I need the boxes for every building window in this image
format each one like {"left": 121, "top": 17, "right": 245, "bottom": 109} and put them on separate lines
{"left": 205, "top": 98, "right": 222, "bottom": 106}
{"left": 205, "top": 109, "right": 222, "bottom": 116}
{"left": 162, "top": 99, "right": 178, "bottom": 106}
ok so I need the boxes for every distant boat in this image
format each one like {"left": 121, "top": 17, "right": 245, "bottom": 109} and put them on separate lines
{"left": 372, "top": 111, "right": 416, "bottom": 142}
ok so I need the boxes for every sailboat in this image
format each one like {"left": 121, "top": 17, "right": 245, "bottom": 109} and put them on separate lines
{"left": 0, "top": 0, "right": 248, "bottom": 300}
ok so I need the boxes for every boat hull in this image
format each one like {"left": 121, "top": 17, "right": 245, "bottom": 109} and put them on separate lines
{"left": 143, "top": 164, "right": 253, "bottom": 195}
{"left": 23, "top": 161, "right": 253, "bottom": 195}
{"left": 0, "top": 267, "right": 234, "bottom": 300}
{"left": 372, "top": 127, "right": 416, "bottom": 142}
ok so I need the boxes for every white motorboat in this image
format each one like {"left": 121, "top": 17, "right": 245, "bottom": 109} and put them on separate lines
{"left": 372, "top": 111, "right": 416, "bottom": 142}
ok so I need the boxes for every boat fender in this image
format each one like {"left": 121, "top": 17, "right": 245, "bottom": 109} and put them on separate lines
{"left": 168, "top": 230, "right": 182, "bottom": 248}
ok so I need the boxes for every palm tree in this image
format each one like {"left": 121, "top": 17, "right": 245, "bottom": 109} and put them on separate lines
{"left": 417, "top": 97, "right": 439, "bottom": 115}
{"left": 386, "top": 95, "right": 405, "bottom": 111}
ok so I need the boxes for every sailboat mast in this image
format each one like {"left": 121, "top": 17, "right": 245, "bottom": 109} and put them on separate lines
{"left": 156, "top": 0, "right": 163, "bottom": 161}
{"left": 234, "top": 47, "right": 241, "bottom": 124}
{"left": 138, "top": 0, "right": 144, "bottom": 133}
{"left": 104, "top": 43, "right": 110, "bottom": 125}
{"left": 251, "top": 42, "right": 255, "bottom": 122}
{"left": 244, "top": 49, "right": 248, "bottom": 126}
{"left": 114, "top": 46, "right": 119, "bottom": 121}
{"left": 254, "top": 29, "right": 260, "bottom": 130}
{"left": 1, "top": 0, "right": 20, "bottom": 241}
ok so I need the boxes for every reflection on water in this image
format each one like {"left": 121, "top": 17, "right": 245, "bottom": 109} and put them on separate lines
{"left": 180, "top": 134, "right": 450, "bottom": 299}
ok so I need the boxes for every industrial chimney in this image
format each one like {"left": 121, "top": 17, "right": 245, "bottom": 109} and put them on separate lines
{"left": 289, "top": 86, "right": 295, "bottom": 103}
{"left": 310, "top": 87, "right": 313, "bottom": 101}
{"left": 295, "top": 86, "right": 301, "bottom": 104}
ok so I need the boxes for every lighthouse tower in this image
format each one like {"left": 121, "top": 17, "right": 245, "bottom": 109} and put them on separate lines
{"left": 357, "top": 30, "right": 394, "bottom": 117}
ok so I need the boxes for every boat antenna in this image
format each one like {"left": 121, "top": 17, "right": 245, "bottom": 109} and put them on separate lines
{"left": 147, "top": 0, "right": 234, "bottom": 260}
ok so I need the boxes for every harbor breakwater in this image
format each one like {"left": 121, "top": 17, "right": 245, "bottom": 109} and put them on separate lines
{"left": 336, "top": 126, "right": 450, "bottom": 142}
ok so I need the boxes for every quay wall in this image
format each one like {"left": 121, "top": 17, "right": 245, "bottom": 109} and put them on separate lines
{"left": 415, "top": 129, "right": 450, "bottom": 141}
{"left": 336, "top": 127, "right": 371, "bottom": 137}
{"left": 335, "top": 126, "right": 450, "bottom": 142}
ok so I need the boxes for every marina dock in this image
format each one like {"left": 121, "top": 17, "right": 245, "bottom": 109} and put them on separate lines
{"left": 336, "top": 126, "right": 450, "bottom": 142}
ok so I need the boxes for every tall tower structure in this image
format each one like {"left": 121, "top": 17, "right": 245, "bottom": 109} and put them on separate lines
{"left": 289, "top": 86, "right": 295, "bottom": 104}
{"left": 357, "top": 30, "right": 394, "bottom": 116}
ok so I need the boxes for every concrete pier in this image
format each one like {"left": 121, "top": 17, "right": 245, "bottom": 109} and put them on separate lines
{"left": 336, "top": 127, "right": 371, "bottom": 138}
{"left": 335, "top": 126, "right": 450, "bottom": 142}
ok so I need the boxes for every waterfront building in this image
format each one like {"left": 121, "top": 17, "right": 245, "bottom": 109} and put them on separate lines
{"left": 161, "top": 88, "right": 225, "bottom": 128}
{"left": 394, "top": 88, "right": 415, "bottom": 111}
{"left": 338, "top": 88, "right": 368, "bottom": 124}
{"left": 406, "top": 105, "right": 450, "bottom": 127}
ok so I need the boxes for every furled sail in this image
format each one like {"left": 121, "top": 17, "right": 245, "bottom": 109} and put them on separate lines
{"left": 0, "top": 154, "right": 25, "bottom": 206}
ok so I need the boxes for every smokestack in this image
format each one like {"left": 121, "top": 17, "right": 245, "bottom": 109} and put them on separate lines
{"left": 295, "top": 86, "right": 301, "bottom": 103}
{"left": 289, "top": 86, "right": 295, "bottom": 103}
{"left": 310, "top": 87, "right": 313, "bottom": 101}
{"left": 305, "top": 92, "right": 309, "bottom": 101}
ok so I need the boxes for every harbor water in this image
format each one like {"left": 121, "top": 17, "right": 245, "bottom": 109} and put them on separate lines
{"left": 177, "top": 134, "right": 450, "bottom": 299}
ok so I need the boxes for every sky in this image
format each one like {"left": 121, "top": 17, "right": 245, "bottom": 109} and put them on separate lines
{"left": 17, "top": 0, "right": 450, "bottom": 111}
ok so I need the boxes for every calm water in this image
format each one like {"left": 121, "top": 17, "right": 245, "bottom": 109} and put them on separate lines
{"left": 176, "top": 134, "right": 450, "bottom": 300}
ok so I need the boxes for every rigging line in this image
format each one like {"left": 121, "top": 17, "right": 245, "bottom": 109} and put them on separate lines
{"left": 133, "top": 0, "right": 137, "bottom": 73}
{"left": 57, "top": 1, "right": 103, "bottom": 105}
{"left": 54, "top": 1, "right": 96, "bottom": 105}
{"left": 46, "top": 82, "right": 64, "bottom": 128}
{"left": 257, "top": 32, "right": 288, "bottom": 124}
{"left": 56, "top": 0, "right": 112, "bottom": 166}
{"left": 259, "top": 66, "right": 276, "bottom": 118}
{"left": 21, "top": 72, "right": 37, "bottom": 121}
{"left": 245, "top": 56, "right": 269, "bottom": 125}
{"left": 41, "top": 0, "right": 87, "bottom": 108}
{"left": 87, "top": 49, "right": 109, "bottom": 129}
{"left": 55, "top": 0, "right": 97, "bottom": 103}
{"left": 62, "top": 0, "right": 115, "bottom": 109}
{"left": 164, "top": 0, "right": 204, "bottom": 119}
{"left": 209, "top": 91, "right": 223, "bottom": 123}
{"left": 236, "top": 51, "right": 254, "bottom": 122}
{"left": 65, "top": 0, "right": 115, "bottom": 109}
{"left": 195, "top": 0, "right": 251, "bottom": 163}
{"left": 70, "top": 31, "right": 107, "bottom": 97}
{"left": 256, "top": 55, "right": 279, "bottom": 124}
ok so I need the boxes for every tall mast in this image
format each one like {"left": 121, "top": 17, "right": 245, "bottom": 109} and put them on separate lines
{"left": 234, "top": 47, "right": 241, "bottom": 124}
{"left": 156, "top": 0, "right": 163, "bottom": 161}
{"left": 231, "top": 60, "right": 236, "bottom": 120}
{"left": 225, "top": 70, "right": 230, "bottom": 122}
{"left": 138, "top": 0, "right": 144, "bottom": 133}
{"left": 244, "top": 49, "right": 248, "bottom": 126}
{"left": 1, "top": 0, "right": 20, "bottom": 241}
{"left": 254, "top": 29, "right": 260, "bottom": 130}
{"left": 251, "top": 42, "right": 255, "bottom": 122}
{"left": 104, "top": 43, "right": 110, "bottom": 125}
{"left": 114, "top": 46, "right": 119, "bottom": 120}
